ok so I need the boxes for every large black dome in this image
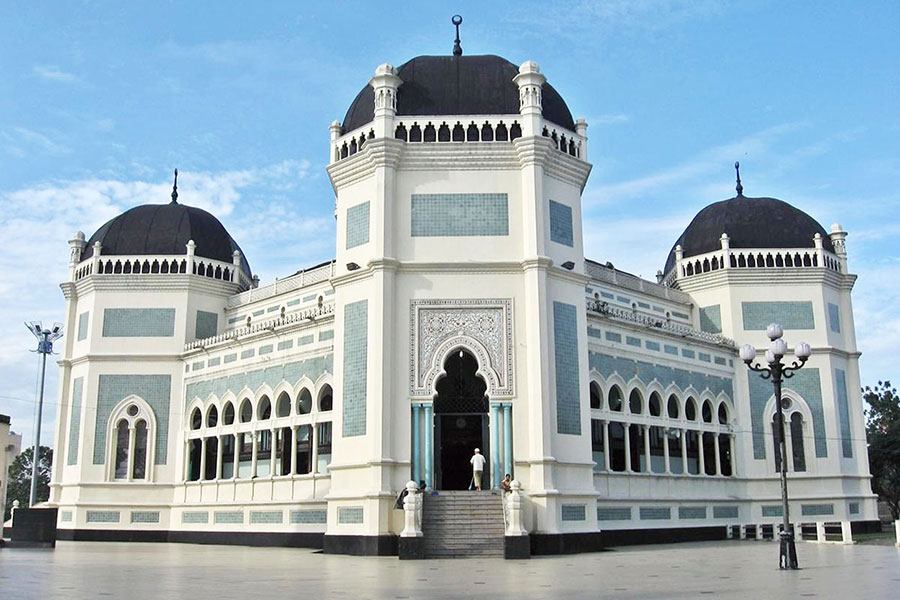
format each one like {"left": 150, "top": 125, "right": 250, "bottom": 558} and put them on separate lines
{"left": 342, "top": 55, "right": 576, "bottom": 134}
{"left": 83, "top": 202, "right": 251, "bottom": 275}
{"left": 664, "top": 194, "right": 833, "bottom": 274}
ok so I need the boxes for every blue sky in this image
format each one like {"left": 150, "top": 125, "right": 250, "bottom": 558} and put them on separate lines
{"left": 1, "top": 1, "right": 898, "bottom": 445}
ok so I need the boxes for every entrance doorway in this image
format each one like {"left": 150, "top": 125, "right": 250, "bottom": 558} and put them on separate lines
{"left": 434, "top": 349, "right": 489, "bottom": 490}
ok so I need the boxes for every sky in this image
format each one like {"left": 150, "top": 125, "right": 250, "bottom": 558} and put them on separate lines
{"left": 1, "top": 1, "right": 898, "bottom": 447}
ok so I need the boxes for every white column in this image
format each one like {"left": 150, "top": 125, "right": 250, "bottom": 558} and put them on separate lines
{"left": 698, "top": 432, "right": 706, "bottom": 476}
{"left": 269, "top": 427, "right": 277, "bottom": 476}
{"left": 602, "top": 421, "right": 610, "bottom": 471}
{"left": 714, "top": 433, "right": 722, "bottom": 476}
{"left": 311, "top": 424, "right": 319, "bottom": 474}
{"left": 127, "top": 425, "right": 137, "bottom": 481}
{"left": 642, "top": 425, "right": 651, "bottom": 473}
{"left": 728, "top": 434, "right": 736, "bottom": 476}
{"left": 623, "top": 424, "right": 632, "bottom": 472}
{"left": 215, "top": 435, "right": 223, "bottom": 480}
{"left": 290, "top": 426, "right": 298, "bottom": 476}
{"left": 232, "top": 434, "right": 240, "bottom": 479}
{"left": 251, "top": 432, "right": 258, "bottom": 478}
{"left": 663, "top": 429, "right": 671, "bottom": 474}
{"left": 680, "top": 429, "right": 688, "bottom": 474}
{"left": 199, "top": 437, "right": 208, "bottom": 481}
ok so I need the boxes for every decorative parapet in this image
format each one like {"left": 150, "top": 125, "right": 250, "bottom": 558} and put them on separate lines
{"left": 586, "top": 260, "right": 692, "bottom": 305}
{"left": 663, "top": 246, "right": 843, "bottom": 287}
{"left": 586, "top": 298, "right": 735, "bottom": 348}
{"left": 225, "top": 261, "right": 335, "bottom": 309}
{"left": 73, "top": 253, "right": 251, "bottom": 289}
{"left": 184, "top": 302, "right": 334, "bottom": 351}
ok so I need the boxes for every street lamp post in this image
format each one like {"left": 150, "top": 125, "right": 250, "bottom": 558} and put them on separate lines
{"left": 739, "top": 323, "right": 811, "bottom": 570}
{"left": 25, "top": 321, "right": 64, "bottom": 507}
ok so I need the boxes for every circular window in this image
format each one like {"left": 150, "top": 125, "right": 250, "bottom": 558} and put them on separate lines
{"left": 781, "top": 397, "right": 793, "bottom": 410}
{"left": 127, "top": 405, "right": 139, "bottom": 417}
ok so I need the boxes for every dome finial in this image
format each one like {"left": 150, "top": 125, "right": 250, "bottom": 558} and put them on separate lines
{"left": 171, "top": 169, "right": 179, "bottom": 204}
{"left": 734, "top": 161, "right": 743, "bottom": 196}
{"left": 451, "top": 15, "right": 463, "bottom": 56}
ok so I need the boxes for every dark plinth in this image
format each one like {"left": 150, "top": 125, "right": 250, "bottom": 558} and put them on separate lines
{"left": 323, "top": 534, "right": 398, "bottom": 556}
{"left": 10, "top": 508, "right": 58, "bottom": 548}
{"left": 398, "top": 536, "right": 425, "bottom": 559}
{"left": 504, "top": 535, "right": 530, "bottom": 559}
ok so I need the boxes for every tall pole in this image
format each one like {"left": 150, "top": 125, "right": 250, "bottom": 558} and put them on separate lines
{"left": 29, "top": 333, "right": 48, "bottom": 507}
{"left": 773, "top": 371, "right": 797, "bottom": 569}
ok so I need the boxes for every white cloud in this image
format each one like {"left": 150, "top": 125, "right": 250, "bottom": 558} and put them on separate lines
{"left": 4, "top": 127, "right": 70, "bottom": 156}
{"left": 33, "top": 64, "right": 80, "bottom": 83}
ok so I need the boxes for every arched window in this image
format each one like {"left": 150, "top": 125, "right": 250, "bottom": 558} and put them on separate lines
{"left": 608, "top": 422, "right": 626, "bottom": 471}
{"left": 685, "top": 397, "right": 697, "bottom": 421}
{"left": 109, "top": 399, "right": 155, "bottom": 481}
{"left": 206, "top": 405, "right": 218, "bottom": 428}
{"left": 717, "top": 402, "right": 728, "bottom": 425}
{"left": 701, "top": 400, "right": 713, "bottom": 423}
{"left": 319, "top": 385, "right": 333, "bottom": 412}
{"left": 223, "top": 402, "right": 235, "bottom": 425}
{"left": 648, "top": 392, "right": 661, "bottom": 417}
{"left": 276, "top": 391, "right": 291, "bottom": 417}
{"left": 608, "top": 386, "right": 623, "bottom": 411}
{"left": 297, "top": 389, "right": 312, "bottom": 415}
{"left": 667, "top": 394, "right": 679, "bottom": 419}
{"left": 258, "top": 396, "right": 271, "bottom": 420}
{"left": 133, "top": 420, "right": 148, "bottom": 479}
{"left": 590, "top": 382, "right": 603, "bottom": 409}
{"left": 239, "top": 399, "right": 252, "bottom": 423}
{"left": 629, "top": 389, "right": 643, "bottom": 415}
{"left": 790, "top": 413, "right": 806, "bottom": 472}
{"left": 190, "top": 407, "right": 202, "bottom": 430}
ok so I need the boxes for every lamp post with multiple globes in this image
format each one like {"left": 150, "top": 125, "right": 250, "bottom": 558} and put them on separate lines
{"left": 739, "top": 323, "right": 811, "bottom": 570}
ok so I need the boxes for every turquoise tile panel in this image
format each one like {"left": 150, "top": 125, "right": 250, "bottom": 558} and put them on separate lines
{"left": 699, "top": 306, "right": 722, "bottom": 334}
{"left": 834, "top": 369, "right": 853, "bottom": 458}
{"left": 597, "top": 507, "right": 631, "bottom": 521}
{"left": 250, "top": 510, "right": 283, "bottom": 524}
{"left": 749, "top": 368, "right": 826, "bottom": 459}
{"left": 77, "top": 311, "right": 89, "bottom": 341}
{"left": 86, "top": 510, "right": 120, "bottom": 523}
{"left": 195, "top": 311, "right": 218, "bottom": 339}
{"left": 713, "top": 506, "right": 739, "bottom": 519}
{"left": 215, "top": 511, "right": 244, "bottom": 524}
{"left": 346, "top": 201, "right": 370, "bottom": 249}
{"left": 664, "top": 345, "right": 678, "bottom": 355}
{"left": 224, "top": 353, "right": 237, "bottom": 363}
{"left": 681, "top": 349, "right": 695, "bottom": 359}
{"left": 645, "top": 341, "right": 660, "bottom": 351}
{"left": 299, "top": 335, "right": 314, "bottom": 345}
{"left": 102, "top": 308, "right": 175, "bottom": 337}
{"left": 241, "top": 349, "right": 255, "bottom": 359}
{"left": 252, "top": 310, "right": 264, "bottom": 317}
{"left": 277, "top": 339, "right": 294, "bottom": 351}
{"left": 801, "top": 504, "right": 834, "bottom": 517}
{"left": 291, "top": 509, "right": 327, "bottom": 524}
{"left": 131, "top": 511, "right": 160, "bottom": 524}
{"left": 698, "top": 352, "right": 711, "bottom": 362}
{"left": 67, "top": 377, "right": 83, "bottom": 465}
{"left": 671, "top": 311, "right": 689, "bottom": 320}
{"left": 553, "top": 301, "right": 581, "bottom": 435}
{"left": 342, "top": 301, "right": 368, "bottom": 437}
{"left": 338, "top": 507, "right": 364, "bottom": 524}
{"left": 94, "top": 375, "right": 171, "bottom": 465}
{"left": 588, "top": 352, "right": 733, "bottom": 399}
{"left": 626, "top": 336, "right": 641, "bottom": 347}
{"left": 561, "top": 505, "right": 586, "bottom": 521}
{"left": 303, "top": 294, "right": 317, "bottom": 302}
{"left": 600, "top": 291, "right": 614, "bottom": 300}
{"left": 714, "top": 357, "right": 727, "bottom": 366}
{"left": 207, "top": 357, "right": 220, "bottom": 367}
{"left": 848, "top": 502, "right": 860, "bottom": 515}
{"left": 549, "top": 200, "right": 574, "bottom": 247}
{"left": 828, "top": 303, "right": 841, "bottom": 333}
{"left": 639, "top": 507, "right": 671, "bottom": 520}
{"left": 286, "top": 299, "right": 301, "bottom": 307}
{"left": 182, "top": 511, "right": 209, "bottom": 524}
{"left": 762, "top": 505, "right": 783, "bottom": 517}
{"left": 319, "top": 330, "right": 334, "bottom": 341}
{"left": 267, "top": 306, "right": 279, "bottom": 313}
{"left": 605, "top": 332, "right": 622, "bottom": 343}
{"left": 411, "top": 193, "right": 508, "bottom": 237}
{"left": 259, "top": 344, "right": 273, "bottom": 355}
{"left": 587, "top": 326, "right": 603, "bottom": 339}
{"left": 60, "top": 510, "right": 73, "bottom": 522}
{"left": 678, "top": 506, "right": 707, "bottom": 519}
{"left": 742, "top": 301, "right": 815, "bottom": 330}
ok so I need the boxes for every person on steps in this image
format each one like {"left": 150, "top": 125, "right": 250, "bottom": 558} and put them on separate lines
{"left": 470, "top": 448, "right": 486, "bottom": 491}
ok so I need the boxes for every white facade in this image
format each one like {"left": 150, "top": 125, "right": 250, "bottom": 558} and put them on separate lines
{"left": 48, "top": 54, "right": 877, "bottom": 554}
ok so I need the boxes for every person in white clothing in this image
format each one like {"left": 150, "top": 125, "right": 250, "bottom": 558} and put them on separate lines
{"left": 470, "top": 448, "right": 486, "bottom": 490}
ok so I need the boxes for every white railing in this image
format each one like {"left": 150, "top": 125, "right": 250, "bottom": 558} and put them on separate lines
{"left": 586, "top": 260, "right": 692, "bottom": 304}
{"left": 226, "top": 261, "right": 335, "bottom": 309}
{"left": 75, "top": 254, "right": 251, "bottom": 289}
{"left": 666, "top": 246, "right": 843, "bottom": 284}
{"left": 587, "top": 298, "right": 735, "bottom": 347}
{"left": 184, "top": 303, "right": 334, "bottom": 351}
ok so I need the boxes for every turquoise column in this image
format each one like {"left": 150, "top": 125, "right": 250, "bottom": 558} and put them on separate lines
{"left": 423, "top": 403, "right": 433, "bottom": 489}
{"left": 411, "top": 403, "right": 421, "bottom": 485}
{"left": 490, "top": 403, "right": 501, "bottom": 489}
{"left": 503, "top": 403, "right": 513, "bottom": 478}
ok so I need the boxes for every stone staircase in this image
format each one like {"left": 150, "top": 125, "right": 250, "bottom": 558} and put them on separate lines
{"left": 422, "top": 490, "right": 505, "bottom": 558}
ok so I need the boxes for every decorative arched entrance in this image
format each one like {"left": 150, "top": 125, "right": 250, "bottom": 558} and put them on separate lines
{"left": 433, "top": 349, "right": 490, "bottom": 490}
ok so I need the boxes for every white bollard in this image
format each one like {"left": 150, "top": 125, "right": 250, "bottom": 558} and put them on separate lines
{"left": 840, "top": 521, "right": 853, "bottom": 544}
{"left": 505, "top": 480, "right": 527, "bottom": 536}
{"left": 400, "top": 481, "right": 422, "bottom": 538}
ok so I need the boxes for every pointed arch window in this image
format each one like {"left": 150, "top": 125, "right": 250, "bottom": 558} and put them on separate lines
{"left": 108, "top": 398, "right": 156, "bottom": 481}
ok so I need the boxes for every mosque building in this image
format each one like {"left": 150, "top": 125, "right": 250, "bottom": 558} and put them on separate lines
{"left": 48, "top": 32, "right": 878, "bottom": 556}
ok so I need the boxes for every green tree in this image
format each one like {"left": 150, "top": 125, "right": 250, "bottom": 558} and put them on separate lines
{"left": 863, "top": 381, "right": 900, "bottom": 520}
{"left": 4, "top": 445, "right": 53, "bottom": 521}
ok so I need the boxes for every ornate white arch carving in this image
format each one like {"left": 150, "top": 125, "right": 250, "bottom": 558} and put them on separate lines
{"left": 426, "top": 338, "right": 502, "bottom": 398}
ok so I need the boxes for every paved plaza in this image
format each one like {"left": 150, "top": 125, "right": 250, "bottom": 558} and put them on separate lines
{"left": 1, "top": 540, "right": 898, "bottom": 599}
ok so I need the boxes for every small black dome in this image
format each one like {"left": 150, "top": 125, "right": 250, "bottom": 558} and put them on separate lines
{"left": 83, "top": 202, "right": 251, "bottom": 275}
{"left": 342, "top": 55, "right": 576, "bottom": 134}
{"left": 664, "top": 194, "right": 834, "bottom": 274}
